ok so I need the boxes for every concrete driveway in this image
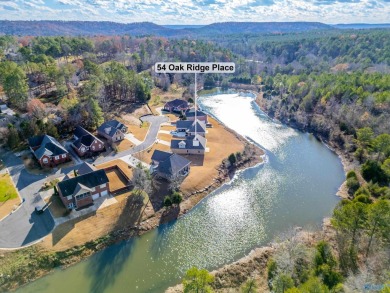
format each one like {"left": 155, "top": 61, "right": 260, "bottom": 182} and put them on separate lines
{"left": 0, "top": 114, "right": 168, "bottom": 249}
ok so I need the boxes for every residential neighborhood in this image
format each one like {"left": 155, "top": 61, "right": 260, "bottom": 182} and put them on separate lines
{"left": 0, "top": 86, "right": 248, "bottom": 253}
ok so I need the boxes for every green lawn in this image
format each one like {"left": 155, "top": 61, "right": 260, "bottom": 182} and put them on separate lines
{"left": 0, "top": 174, "right": 18, "bottom": 202}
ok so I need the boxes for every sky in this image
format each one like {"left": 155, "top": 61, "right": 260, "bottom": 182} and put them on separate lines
{"left": 0, "top": 0, "right": 389, "bottom": 24}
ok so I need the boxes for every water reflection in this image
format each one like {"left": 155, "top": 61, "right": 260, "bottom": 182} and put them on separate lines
{"left": 17, "top": 91, "right": 344, "bottom": 293}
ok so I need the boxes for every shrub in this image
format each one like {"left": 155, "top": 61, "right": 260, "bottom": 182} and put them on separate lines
{"left": 346, "top": 177, "right": 360, "bottom": 195}
{"left": 353, "top": 194, "right": 372, "bottom": 204}
{"left": 228, "top": 153, "right": 237, "bottom": 165}
{"left": 171, "top": 192, "right": 183, "bottom": 204}
{"left": 164, "top": 196, "right": 172, "bottom": 207}
{"left": 362, "top": 160, "right": 388, "bottom": 185}
{"left": 346, "top": 170, "right": 357, "bottom": 179}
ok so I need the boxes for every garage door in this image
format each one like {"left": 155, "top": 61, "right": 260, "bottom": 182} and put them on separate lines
{"left": 92, "top": 193, "right": 100, "bottom": 200}
{"left": 100, "top": 190, "right": 108, "bottom": 197}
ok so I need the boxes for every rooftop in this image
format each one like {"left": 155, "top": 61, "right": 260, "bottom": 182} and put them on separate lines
{"left": 171, "top": 134, "right": 207, "bottom": 150}
{"left": 28, "top": 135, "right": 68, "bottom": 159}
{"left": 58, "top": 169, "right": 109, "bottom": 198}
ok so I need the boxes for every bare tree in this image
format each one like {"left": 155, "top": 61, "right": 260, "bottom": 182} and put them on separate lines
{"left": 132, "top": 163, "right": 152, "bottom": 196}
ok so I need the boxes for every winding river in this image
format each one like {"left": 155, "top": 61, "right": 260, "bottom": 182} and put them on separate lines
{"left": 17, "top": 90, "right": 345, "bottom": 293}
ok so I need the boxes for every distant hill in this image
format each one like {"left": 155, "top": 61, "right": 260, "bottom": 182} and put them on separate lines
{"left": 162, "top": 25, "right": 205, "bottom": 30}
{"left": 333, "top": 23, "right": 390, "bottom": 29}
{"left": 0, "top": 21, "right": 188, "bottom": 37}
{"left": 0, "top": 20, "right": 372, "bottom": 37}
{"left": 190, "top": 22, "right": 335, "bottom": 35}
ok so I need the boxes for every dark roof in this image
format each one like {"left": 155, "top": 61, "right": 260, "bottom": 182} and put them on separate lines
{"left": 28, "top": 135, "right": 68, "bottom": 159}
{"left": 171, "top": 134, "right": 207, "bottom": 150}
{"left": 73, "top": 126, "right": 102, "bottom": 148}
{"left": 77, "top": 162, "right": 97, "bottom": 175}
{"left": 28, "top": 135, "right": 44, "bottom": 148}
{"left": 97, "top": 120, "right": 127, "bottom": 138}
{"left": 151, "top": 150, "right": 172, "bottom": 163}
{"left": 158, "top": 153, "right": 191, "bottom": 177}
{"left": 164, "top": 99, "right": 189, "bottom": 109}
{"left": 74, "top": 126, "right": 89, "bottom": 139}
{"left": 185, "top": 108, "right": 207, "bottom": 118}
{"left": 176, "top": 119, "right": 206, "bottom": 133}
{"left": 58, "top": 169, "right": 109, "bottom": 197}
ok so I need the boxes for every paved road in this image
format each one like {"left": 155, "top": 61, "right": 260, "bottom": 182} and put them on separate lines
{"left": 0, "top": 153, "right": 55, "bottom": 249}
{"left": 94, "top": 115, "right": 168, "bottom": 164}
{"left": 0, "top": 114, "right": 167, "bottom": 249}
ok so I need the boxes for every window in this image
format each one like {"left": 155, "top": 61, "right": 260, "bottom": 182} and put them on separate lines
{"left": 100, "top": 184, "right": 106, "bottom": 189}
{"left": 75, "top": 192, "right": 90, "bottom": 200}
{"left": 55, "top": 156, "right": 59, "bottom": 160}
{"left": 92, "top": 146, "right": 95, "bottom": 150}
{"left": 62, "top": 154, "right": 67, "bottom": 158}
{"left": 43, "top": 158, "right": 48, "bottom": 163}
{"left": 68, "top": 203, "right": 74, "bottom": 209}
{"left": 98, "top": 144, "right": 102, "bottom": 148}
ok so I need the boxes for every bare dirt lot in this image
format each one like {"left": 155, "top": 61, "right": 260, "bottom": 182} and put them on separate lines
{"left": 126, "top": 121, "right": 150, "bottom": 142}
{"left": 105, "top": 168, "right": 128, "bottom": 192}
{"left": 134, "top": 142, "right": 171, "bottom": 164}
{"left": 97, "top": 159, "right": 133, "bottom": 178}
{"left": 115, "top": 139, "right": 134, "bottom": 152}
{"left": 40, "top": 191, "right": 151, "bottom": 251}
{"left": 180, "top": 117, "right": 244, "bottom": 194}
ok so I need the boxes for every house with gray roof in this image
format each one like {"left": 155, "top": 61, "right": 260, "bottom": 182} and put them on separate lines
{"left": 171, "top": 134, "right": 207, "bottom": 155}
{"left": 28, "top": 135, "right": 70, "bottom": 167}
{"left": 97, "top": 120, "right": 128, "bottom": 143}
{"left": 185, "top": 108, "right": 208, "bottom": 123}
{"left": 72, "top": 126, "right": 104, "bottom": 157}
{"left": 77, "top": 162, "right": 97, "bottom": 175}
{"left": 150, "top": 150, "right": 191, "bottom": 181}
{"left": 57, "top": 169, "right": 109, "bottom": 210}
{"left": 175, "top": 119, "right": 206, "bottom": 137}
{"left": 163, "top": 99, "right": 189, "bottom": 113}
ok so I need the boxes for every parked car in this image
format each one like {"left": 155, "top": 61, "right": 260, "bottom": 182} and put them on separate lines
{"left": 35, "top": 206, "right": 44, "bottom": 214}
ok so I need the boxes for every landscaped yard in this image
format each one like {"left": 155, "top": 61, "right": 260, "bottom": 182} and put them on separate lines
{"left": 0, "top": 174, "right": 18, "bottom": 202}
{"left": 0, "top": 173, "right": 20, "bottom": 220}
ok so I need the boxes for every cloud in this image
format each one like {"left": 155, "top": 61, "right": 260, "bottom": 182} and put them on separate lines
{"left": 0, "top": 0, "right": 388, "bottom": 24}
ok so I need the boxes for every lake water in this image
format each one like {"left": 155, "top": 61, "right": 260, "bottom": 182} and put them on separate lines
{"left": 17, "top": 90, "right": 345, "bottom": 293}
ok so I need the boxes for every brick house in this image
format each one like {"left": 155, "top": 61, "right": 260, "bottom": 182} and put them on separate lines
{"left": 72, "top": 126, "right": 105, "bottom": 157}
{"left": 171, "top": 134, "right": 207, "bottom": 155}
{"left": 57, "top": 169, "right": 109, "bottom": 210}
{"left": 28, "top": 135, "right": 70, "bottom": 167}
{"left": 150, "top": 150, "right": 191, "bottom": 181}
{"left": 97, "top": 120, "right": 128, "bottom": 143}
{"left": 163, "top": 99, "right": 189, "bottom": 113}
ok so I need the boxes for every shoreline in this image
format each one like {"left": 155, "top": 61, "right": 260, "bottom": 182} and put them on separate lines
{"left": 166, "top": 218, "right": 336, "bottom": 293}
{"left": 0, "top": 113, "right": 265, "bottom": 292}
{"left": 254, "top": 94, "right": 353, "bottom": 199}
{"left": 165, "top": 93, "right": 351, "bottom": 293}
